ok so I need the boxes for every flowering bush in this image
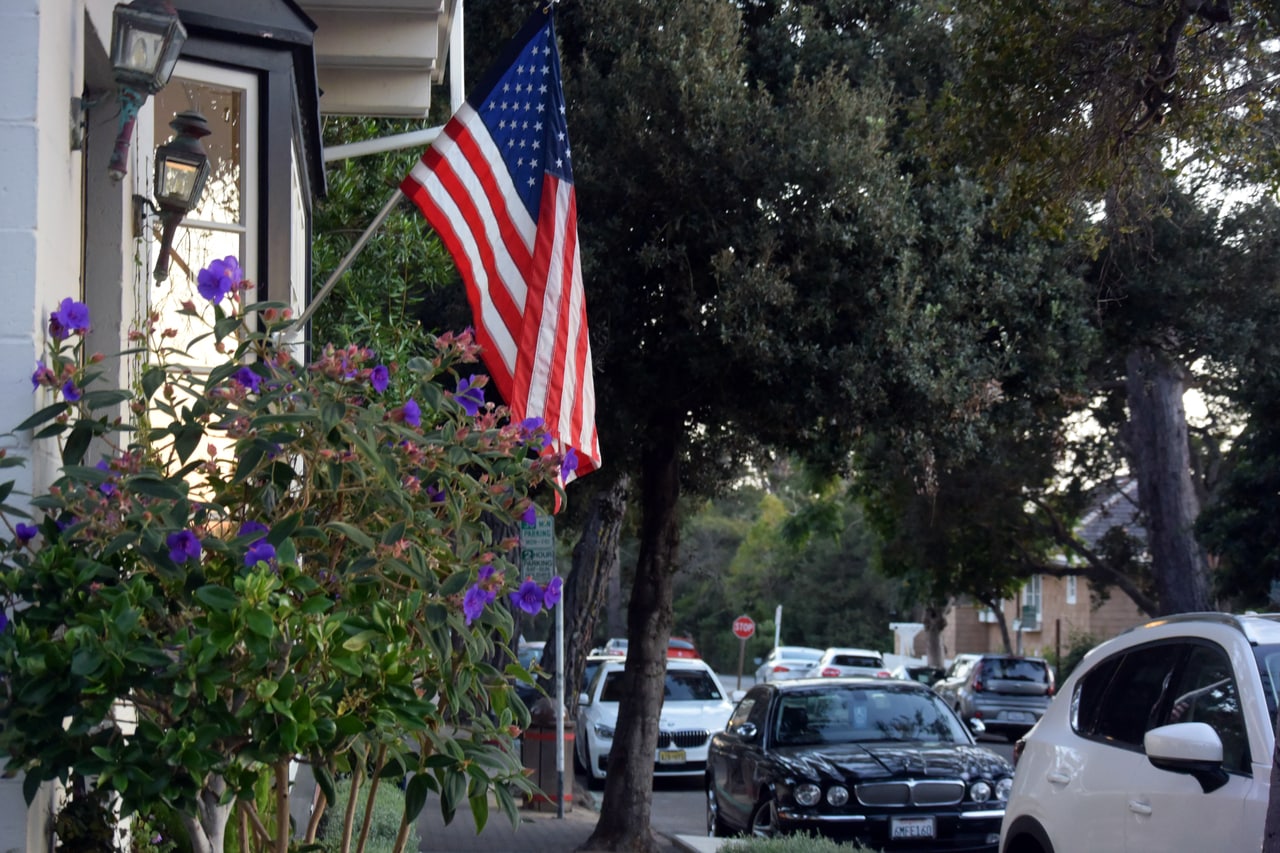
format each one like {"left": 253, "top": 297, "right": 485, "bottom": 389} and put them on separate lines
{"left": 0, "top": 259, "right": 565, "bottom": 853}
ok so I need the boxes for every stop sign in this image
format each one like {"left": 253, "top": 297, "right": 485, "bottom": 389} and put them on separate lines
{"left": 732, "top": 615, "right": 755, "bottom": 640}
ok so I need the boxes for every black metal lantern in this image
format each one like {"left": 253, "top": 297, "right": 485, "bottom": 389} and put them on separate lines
{"left": 108, "top": 0, "right": 187, "bottom": 181}
{"left": 151, "top": 111, "right": 211, "bottom": 282}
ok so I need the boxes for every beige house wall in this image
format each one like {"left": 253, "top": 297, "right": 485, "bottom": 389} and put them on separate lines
{"left": 937, "top": 574, "right": 1148, "bottom": 664}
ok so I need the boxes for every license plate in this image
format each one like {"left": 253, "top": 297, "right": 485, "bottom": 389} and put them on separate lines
{"left": 890, "top": 816, "right": 936, "bottom": 840}
{"left": 1005, "top": 711, "right": 1032, "bottom": 722}
{"left": 657, "top": 749, "right": 686, "bottom": 763}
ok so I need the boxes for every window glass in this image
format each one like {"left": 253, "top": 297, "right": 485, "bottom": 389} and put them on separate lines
{"left": 665, "top": 670, "right": 723, "bottom": 701}
{"left": 1254, "top": 645, "right": 1280, "bottom": 723}
{"left": 1082, "top": 643, "right": 1183, "bottom": 748}
{"left": 1161, "top": 643, "right": 1250, "bottom": 773}
{"left": 833, "top": 655, "right": 883, "bottom": 668}
{"left": 983, "top": 658, "right": 1049, "bottom": 682}
{"left": 776, "top": 687, "right": 967, "bottom": 746}
{"left": 728, "top": 697, "right": 755, "bottom": 729}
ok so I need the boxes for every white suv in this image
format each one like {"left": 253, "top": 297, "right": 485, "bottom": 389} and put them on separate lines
{"left": 1000, "top": 612, "right": 1280, "bottom": 853}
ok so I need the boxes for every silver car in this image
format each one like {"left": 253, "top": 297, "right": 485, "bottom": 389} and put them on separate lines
{"left": 754, "top": 646, "right": 824, "bottom": 683}
{"left": 932, "top": 654, "right": 1054, "bottom": 739}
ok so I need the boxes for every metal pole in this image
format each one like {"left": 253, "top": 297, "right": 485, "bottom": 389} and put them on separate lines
{"left": 555, "top": 566, "right": 565, "bottom": 818}
{"left": 294, "top": 188, "right": 404, "bottom": 331}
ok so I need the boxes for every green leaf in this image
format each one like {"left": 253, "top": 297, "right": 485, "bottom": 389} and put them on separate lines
{"left": 126, "top": 475, "right": 187, "bottom": 500}
{"left": 14, "top": 401, "right": 69, "bottom": 432}
{"left": 335, "top": 715, "right": 365, "bottom": 736}
{"left": 173, "top": 423, "right": 204, "bottom": 464}
{"left": 245, "top": 609, "right": 276, "bottom": 638}
{"left": 300, "top": 595, "right": 332, "bottom": 615}
{"left": 341, "top": 630, "right": 380, "bottom": 652}
{"left": 81, "top": 389, "right": 133, "bottom": 410}
{"left": 326, "top": 522, "right": 375, "bottom": 551}
{"left": 62, "top": 421, "right": 95, "bottom": 466}
{"left": 469, "top": 790, "right": 489, "bottom": 832}
{"left": 141, "top": 366, "right": 165, "bottom": 400}
{"left": 194, "top": 586, "right": 239, "bottom": 612}
{"left": 405, "top": 773, "right": 431, "bottom": 822}
{"left": 439, "top": 571, "right": 469, "bottom": 597}
{"left": 256, "top": 680, "right": 278, "bottom": 700}
{"left": 315, "top": 765, "right": 337, "bottom": 807}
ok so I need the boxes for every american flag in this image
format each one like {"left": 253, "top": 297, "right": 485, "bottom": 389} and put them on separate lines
{"left": 401, "top": 8, "right": 600, "bottom": 488}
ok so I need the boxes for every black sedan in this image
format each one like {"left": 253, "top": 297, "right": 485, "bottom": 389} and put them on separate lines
{"left": 706, "top": 678, "right": 1013, "bottom": 851}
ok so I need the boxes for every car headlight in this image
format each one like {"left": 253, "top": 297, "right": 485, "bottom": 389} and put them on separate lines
{"left": 794, "top": 783, "right": 821, "bottom": 806}
{"left": 827, "top": 785, "right": 849, "bottom": 806}
{"left": 593, "top": 723, "right": 615, "bottom": 739}
{"left": 995, "top": 777, "right": 1013, "bottom": 801}
{"left": 969, "top": 780, "right": 993, "bottom": 803}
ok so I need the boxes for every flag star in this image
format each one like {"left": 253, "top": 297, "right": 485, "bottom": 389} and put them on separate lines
{"left": 558, "top": 131, "right": 566, "bottom": 143}
{"left": 537, "top": 103, "right": 546, "bottom": 114}
{"left": 556, "top": 157, "right": 564, "bottom": 169}
{"left": 535, "top": 121, "right": 544, "bottom": 132}
{"left": 525, "top": 102, "right": 532, "bottom": 111}
{"left": 507, "top": 139, "right": 516, "bottom": 148}
{"left": 542, "top": 64, "right": 551, "bottom": 75}
{"left": 518, "top": 64, "right": 526, "bottom": 75}
{"left": 517, "top": 157, "right": 525, "bottom": 167}
{"left": 527, "top": 175, "right": 537, "bottom": 188}
{"left": 503, "top": 83, "right": 511, "bottom": 93}
{"left": 540, "top": 83, "right": 548, "bottom": 95}
{"left": 532, "top": 140, "right": 541, "bottom": 151}
{"left": 530, "top": 157, "right": 539, "bottom": 169}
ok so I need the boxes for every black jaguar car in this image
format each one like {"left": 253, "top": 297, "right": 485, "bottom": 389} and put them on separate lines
{"left": 706, "top": 677, "right": 1013, "bottom": 850}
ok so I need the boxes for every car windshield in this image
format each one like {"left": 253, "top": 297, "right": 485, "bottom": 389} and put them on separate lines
{"left": 1254, "top": 644, "right": 1280, "bottom": 725}
{"left": 774, "top": 686, "right": 969, "bottom": 746}
{"left": 599, "top": 668, "right": 724, "bottom": 702}
{"left": 832, "top": 654, "right": 882, "bottom": 668}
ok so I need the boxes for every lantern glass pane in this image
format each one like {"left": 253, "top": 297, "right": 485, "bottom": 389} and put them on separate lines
{"left": 159, "top": 160, "right": 199, "bottom": 204}
{"left": 121, "top": 28, "right": 165, "bottom": 75}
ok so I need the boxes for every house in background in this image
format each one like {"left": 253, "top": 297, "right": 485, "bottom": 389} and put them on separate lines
{"left": 927, "top": 479, "right": 1149, "bottom": 664}
{"left": 0, "top": 0, "right": 457, "bottom": 846}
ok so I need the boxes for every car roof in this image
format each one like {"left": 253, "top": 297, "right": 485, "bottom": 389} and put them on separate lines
{"left": 774, "top": 646, "right": 823, "bottom": 655}
{"left": 1116, "top": 611, "right": 1280, "bottom": 645}
{"left": 770, "top": 675, "right": 931, "bottom": 693}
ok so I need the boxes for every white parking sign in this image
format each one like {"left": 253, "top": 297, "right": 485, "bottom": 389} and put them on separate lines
{"left": 519, "top": 509, "right": 556, "bottom": 583}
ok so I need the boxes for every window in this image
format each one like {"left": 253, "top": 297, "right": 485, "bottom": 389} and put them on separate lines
{"left": 1077, "top": 642, "right": 1182, "bottom": 749}
{"left": 1066, "top": 575, "right": 1078, "bottom": 605}
{"left": 1020, "top": 576, "right": 1042, "bottom": 630}
{"left": 1162, "top": 644, "right": 1250, "bottom": 773}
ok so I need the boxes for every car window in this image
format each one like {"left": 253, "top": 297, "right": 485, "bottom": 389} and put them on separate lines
{"left": 833, "top": 655, "right": 883, "bottom": 668}
{"left": 1161, "top": 643, "right": 1250, "bottom": 773}
{"left": 983, "top": 658, "right": 1048, "bottom": 681}
{"left": 599, "top": 671, "right": 627, "bottom": 702}
{"left": 665, "top": 669, "right": 723, "bottom": 701}
{"left": 728, "top": 697, "right": 756, "bottom": 728}
{"left": 1077, "top": 642, "right": 1182, "bottom": 748}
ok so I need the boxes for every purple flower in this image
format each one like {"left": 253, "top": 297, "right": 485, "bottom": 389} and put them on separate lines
{"left": 542, "top": 576, "right": 563, "bottom": 608}
{"left": 197, "top": 256, "right": 242, "bottom": 304}
{"left": 31, "top": 360, "right": 49, "bottom": 391}
{"left": 463, "top": 584, "right": 493, "bottom": 625}
{"left": 49, "top": 298, "right": 91, "bottom": 340}
{"left": 370, "top": 364, "right": 390, "bottom": 394}
{"left": 238, "top": 520, "right": 269, "bottom": 539}
{"left": 478, "top": 564, "right": 496, "bottom": 583}
{"left": 426, "top": 483, "right": 446, "bottom": 503}
{"left": 233, "top": 367, "right": 261, "bottom": 393}
{"left": 508, "top": 579, "right": 545, "bottom": 615}
{"left": 403, "top": 399, "right": 421, "bottom": 428}
{"left": 244, "top": 540, "right": 277, "bottom": 567}
{"left": 455, "top": 376, "right": 485, "bottom": 417}
{"left": 560, "top": 447, "right": 579, "bottom": 481}
{"left": 61, "top": 380, "right": 81, "bottom": 402}
{"left": 15, "top": 523, "right": 37, "bottom": 545}
{"left": 520, "top": 417, "right": 549, "bottom": 450}
{"left": 166, "top": 529, "right": 202, "bottom": 564}
{"left": 96, "top": 460, "right": 116, "bottom": 496}
{"left": 520, "top": 505, "right": 537, "bottom": 525}
{"left": 0, "top": 612, "right": 7, "bottom": 633}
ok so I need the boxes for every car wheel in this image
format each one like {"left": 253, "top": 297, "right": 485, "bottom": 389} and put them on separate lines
{"left": 750, "top": 798, "right": 778, "bottom": 838}
{"left": 706, "top": 783, "right": 730, "bottom": 837}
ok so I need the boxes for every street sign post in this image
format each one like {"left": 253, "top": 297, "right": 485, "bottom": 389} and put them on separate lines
{"left": 519, "top": 509, "right": 563, "bottom": 815}
{"left": 732, "top": 615, "right": 755, "bottom": 690}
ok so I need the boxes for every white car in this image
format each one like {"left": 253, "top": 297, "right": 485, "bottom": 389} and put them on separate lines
{"left": 1000, "top": 612, "right": 1280, "bottom": 853}
{"left": 805, "top": 647, "right": 890, "bottom": 679}
{"left": 753, "top": 645, "right": 824, "bottom": 683}
{"left": 575, "top": 658, "right": 736, "bottom": 785}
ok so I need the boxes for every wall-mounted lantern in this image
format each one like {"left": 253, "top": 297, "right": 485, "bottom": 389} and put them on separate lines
{"left": 108, "top": 0, "right": 187, "bottom": 181}
{"left": 139, "top": 111, "right": 211, "bottom": 282}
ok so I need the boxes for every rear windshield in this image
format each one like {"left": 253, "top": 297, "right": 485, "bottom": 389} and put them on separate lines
{"left": 834, "top": 655, "right": 883, "bottom": 668}
{"left": 600, "top": 669, "right": 724, "bottom": 702}
{"left": 982, "top": 658, "right": 1049, "bottom": 681}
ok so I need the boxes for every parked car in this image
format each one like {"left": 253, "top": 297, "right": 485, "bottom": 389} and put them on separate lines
{"left": 932, "top": 654, "right": 1054, "bottom": 740}
{"left": 514, "top": 641, "right": 547, "bottom": 707}
{"left": 806, "top": 647, "right": 890, "bottom": 679}
{"left": 575, "top": 657, "right": 735, "bottom": 785}
{"left": 668, "top": 636, "right": 700, "bottom": 658}
{"left": 755, "top": 646, "right": 825, "bottom": 683}
{"left": 601, "top": 637, "right": 628, "bottom": 656}
{"left": 890, "top": 664, "right": 946, "bottom": 686}
{"left": 707, "top": 677, "right": 1013, "bottom": 848}
{"left": 1000, "top": 612, "right": 1280, "bottom": 853}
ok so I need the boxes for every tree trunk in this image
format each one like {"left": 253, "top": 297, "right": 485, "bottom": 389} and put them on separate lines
{"left": 182, "top": 776, "right": 232, "bottom": 853}
{"left": 539, "top": 474, "right": 630, "bottom": 705}
{"left": 1124, "top": 346, "right": 1210, "bottom": 614}
{"left": 924, "top": 604, "right": 946, "bottom": 667}
{"left": 579, "top": 437, "right": 679, "bottom": 853}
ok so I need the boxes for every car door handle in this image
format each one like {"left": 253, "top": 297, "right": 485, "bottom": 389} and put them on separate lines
{"left": 1128, "top": 799, "right": 1152, "bottom": 816}
{"left": 1046, "top": 771, "right": 1070, "bottom": 785}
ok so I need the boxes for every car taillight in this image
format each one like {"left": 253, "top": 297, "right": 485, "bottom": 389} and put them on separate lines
{"left": 876, "top": 671, "right": 891, "bottom": 678}
{"left": 821, "top": 667, "right": 840, "bottom": 677}
{"left": 971, "top": 661, "right": 984, "bottom": 692}
{"left": 1046, "top": 684, "right": 1054, "bottom": 697}
{"left": 772, "top": 665, "right": 789, "bottom": 673}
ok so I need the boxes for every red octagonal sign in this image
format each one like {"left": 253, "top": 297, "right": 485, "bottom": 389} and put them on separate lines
{"left": 732, "top": 615, "right": 755, "bottom": 640}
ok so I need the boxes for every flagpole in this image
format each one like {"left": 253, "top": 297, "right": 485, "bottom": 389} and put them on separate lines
{"left": 294, "top": 188, "right": 405, "bottom": 331}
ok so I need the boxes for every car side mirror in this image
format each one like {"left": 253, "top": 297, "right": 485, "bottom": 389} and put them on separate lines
{"left": 1145, "top": 722, "right": 1229, "bottom": 794}
{"left": 753, "top": 656, "right": 762, "bottom": 665}
{"left": 731, "top": 689, "right": 746, "bottom": 702}
{"left": 967, "top": 718, "right": 986, "bottom": 735}
{"left": 578, "top": 692, "right": 589, "bottom": 706}
{"left": 732, "top": 722, "right": 758, "bottom": 740}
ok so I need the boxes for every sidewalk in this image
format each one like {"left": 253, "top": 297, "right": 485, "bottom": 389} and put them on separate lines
{"left": 414, "top": 783, "right": 721, "bottom": 853}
